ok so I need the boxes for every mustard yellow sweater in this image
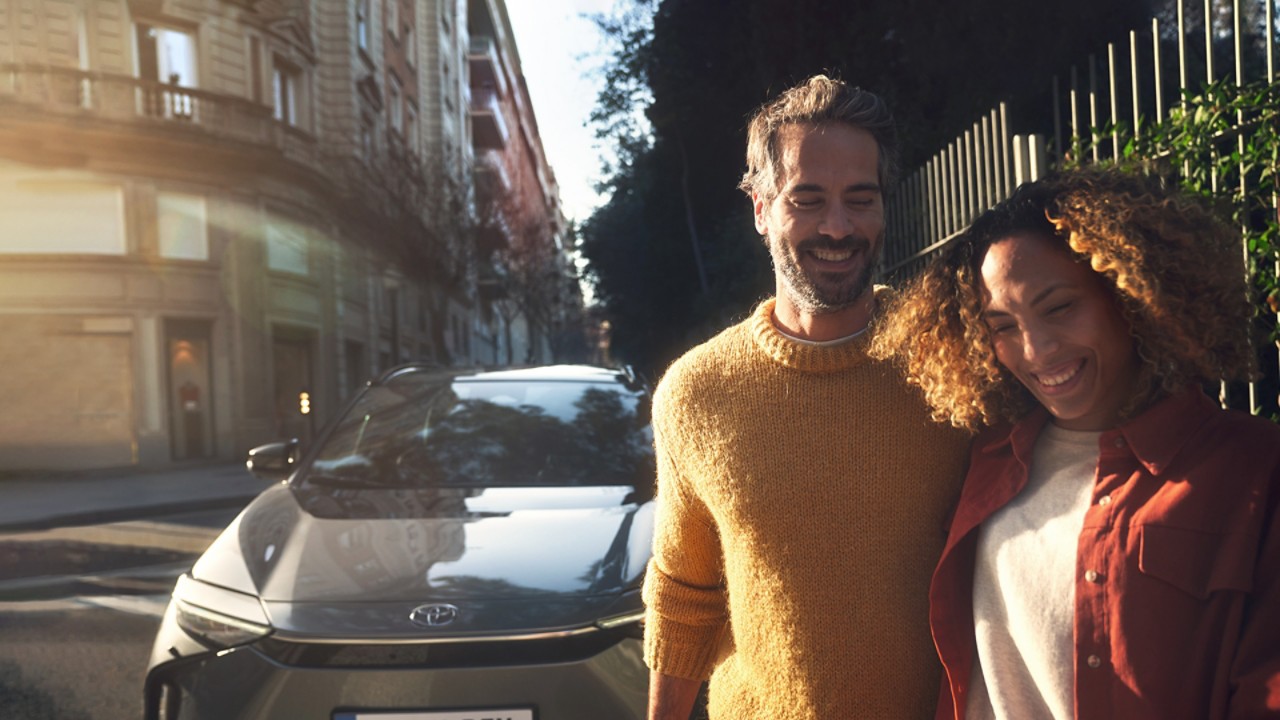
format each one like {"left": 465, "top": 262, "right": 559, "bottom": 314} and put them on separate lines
{"left": 643, "top": 297, "right": 970, "bottom": 719}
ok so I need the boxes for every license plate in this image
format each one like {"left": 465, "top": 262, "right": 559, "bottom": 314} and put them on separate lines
{"left": 334, "top": 710, "right": 534, "bottom": 720}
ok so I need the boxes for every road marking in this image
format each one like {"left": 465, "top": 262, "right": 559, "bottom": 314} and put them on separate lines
{"left": 0, "top": 598, "right": 83, "bottom": 613}
{"left": 0, "top": 520, "right": 220, "bottom": 553}
{"left": 77, "top": 594, "right": 169, "bottom": 618}
{"left": 0, "top": 593, "right": 170, "bottom": 617}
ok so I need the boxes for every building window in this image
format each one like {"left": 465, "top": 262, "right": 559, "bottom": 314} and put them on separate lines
{"left": 386, "top": 0, "right": 398, "bottom": 39}
{"left": 249, "top": 37, "right": 263, "bottom": 103}
{"left": 356, "top": 0, "right": 371, "bottom": 53}
{"left": 157, "top": 192, "right": 208, "bottom": 260}
{"left": 404, "top": 24, "right": 416, "bottom": 68}
{"left": 266, "top": 219, "right": 310, "bottom": 275}
{"left": 0, "top": 176, "right": 126, "bottom": 255}
{"left": 388, "top": 73, "right": 403, "bottom": 134}
{"left": 76, "top": 10, "right": 92, "bottom": 107}
{"left": 386, "top": 286, "right": 401, "bottom": 363}
{"left": 360, "top": 113, "right": 376, "bottom": 156}
{"left": 136, "top": 24, "right": 197, "bottom": 87}
{"left": 344, "top": 340, "right": 367, "bottom": 395}
{"left": 405, "top": 103, "right": 417, "bottom": 151}
{"left": 273, "top": 59, "right": 301, "bottom": 126}
{"left": 76, "top": 10, "right": 91, "bottom": 70}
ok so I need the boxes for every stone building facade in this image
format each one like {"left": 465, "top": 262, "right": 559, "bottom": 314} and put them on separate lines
{"left": 467, "top": 0, "right": 582, "bottom": 366}
{"left": 0, "top": 0, "right": 580, "bottom": 471}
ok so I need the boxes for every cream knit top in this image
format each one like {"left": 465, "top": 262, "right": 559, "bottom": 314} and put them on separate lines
{"left": 643, "top": 296, "right": 970, "bottom": 719}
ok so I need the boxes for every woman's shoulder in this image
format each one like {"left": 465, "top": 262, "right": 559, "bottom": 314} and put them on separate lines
{"left": 1199, "top": 407, "right": 1280, "bottom": 466}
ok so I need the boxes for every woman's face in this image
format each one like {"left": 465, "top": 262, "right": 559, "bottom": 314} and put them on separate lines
{"left": 979, "top": 232, "right": 1141, "bottom": 431}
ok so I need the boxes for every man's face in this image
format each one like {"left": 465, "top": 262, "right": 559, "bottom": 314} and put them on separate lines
{"left": 753, "top": 123, "right": 885, "bottom": 316}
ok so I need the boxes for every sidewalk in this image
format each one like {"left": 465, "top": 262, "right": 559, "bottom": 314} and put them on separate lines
{"left": 0, "top": 461, "right": 273, "bottom": 533}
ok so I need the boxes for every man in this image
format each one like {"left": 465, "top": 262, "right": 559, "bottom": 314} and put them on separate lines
{"left": 643, "top": 75, "right": 970, "bottom": 719}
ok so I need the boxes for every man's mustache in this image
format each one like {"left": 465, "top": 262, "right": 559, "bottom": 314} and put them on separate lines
{"left": 793, "top": 236, "right": 871, "bottom": 254}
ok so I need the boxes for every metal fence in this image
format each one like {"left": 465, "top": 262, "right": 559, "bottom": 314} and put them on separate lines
{"left": 884, "top": 0, "right": 1279, "bottom": 417}
{"left": 883, "top": 109, "right": 1048, "bottom": 279}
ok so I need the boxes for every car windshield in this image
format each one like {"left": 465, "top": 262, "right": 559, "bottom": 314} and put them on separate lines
{"left": 304, "top": 372, "right": 654, "bottom": 490}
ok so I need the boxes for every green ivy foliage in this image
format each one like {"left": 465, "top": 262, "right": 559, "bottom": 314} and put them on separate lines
{"left": 1067, "top": 78, "right": 1280, "bottom": 415}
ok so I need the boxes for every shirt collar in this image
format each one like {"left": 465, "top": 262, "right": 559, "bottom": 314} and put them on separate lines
{"left": 980, "top": 386, "right": 1217, "bottom": 477}
{"left": 1109, "top": 386, "right": 1217, "bottom": 476}
{"left": 774, "top": 324, "right": 870, "bottom": 346}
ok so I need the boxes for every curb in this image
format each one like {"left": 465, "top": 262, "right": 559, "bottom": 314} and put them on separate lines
{"left": 0, "top": 560, "right": 192, "bottom": 601}
{"left": 0, "top": 493, "right": 261, "bottom": 534}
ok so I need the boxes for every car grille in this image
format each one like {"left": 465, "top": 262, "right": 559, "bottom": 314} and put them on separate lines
{"left": 254, "top": 626, "right": 638, "bottom": 669}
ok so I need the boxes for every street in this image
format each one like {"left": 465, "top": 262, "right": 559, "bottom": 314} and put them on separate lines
{"left": 0, "top": 508, "right": 241, "bottom": 720}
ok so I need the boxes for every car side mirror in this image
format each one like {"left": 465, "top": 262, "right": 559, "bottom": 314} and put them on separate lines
{"left": 246, "top": 439, "right": 299, "bottom": 481}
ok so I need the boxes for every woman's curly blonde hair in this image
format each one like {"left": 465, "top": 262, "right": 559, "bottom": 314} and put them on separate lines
{"left": 871, "top": 167, "right": 1258, "bottom": 432}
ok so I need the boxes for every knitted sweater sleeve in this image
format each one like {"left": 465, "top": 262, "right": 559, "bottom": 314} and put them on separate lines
{"left": 642, "top": 367, "right": 728, "bottom": 681}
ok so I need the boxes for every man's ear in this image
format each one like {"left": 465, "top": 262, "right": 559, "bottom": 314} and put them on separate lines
{"left": 752, "top": 192, "right": 769, "bottom": 236}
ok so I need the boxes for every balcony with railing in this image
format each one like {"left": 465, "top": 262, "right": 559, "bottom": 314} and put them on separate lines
{"left": 469, "top": 85, "right": 509, "bottom": 150}
{"left": 467, "top": 36, "right": 507, "bottom": 99}
{"left": 0, "top": 64, "right": 320, "bottom": 173}
{"left": 474, "top": 148, "right": 511, "bottom": 194}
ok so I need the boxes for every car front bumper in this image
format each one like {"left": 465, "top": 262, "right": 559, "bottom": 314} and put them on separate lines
{"left": 144, "top": 604, "right": 648, "bottom": 720}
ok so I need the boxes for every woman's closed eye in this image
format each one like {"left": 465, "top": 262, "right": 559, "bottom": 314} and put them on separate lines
{"left": 987, "top": 321, "right": 1017, "bottom": 336}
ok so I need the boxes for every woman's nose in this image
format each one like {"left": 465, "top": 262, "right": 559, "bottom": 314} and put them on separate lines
{"left": 1021, "top": 325, "right": 1060, "bottom": 362}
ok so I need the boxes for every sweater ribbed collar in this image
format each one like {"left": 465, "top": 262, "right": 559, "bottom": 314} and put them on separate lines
{"left": 748, "top": 293, "right": 879, "bottom": 374}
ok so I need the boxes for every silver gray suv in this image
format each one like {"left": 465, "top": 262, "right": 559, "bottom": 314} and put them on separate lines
{"left": 143, "top": 364, "right": 654, "bottom": 720}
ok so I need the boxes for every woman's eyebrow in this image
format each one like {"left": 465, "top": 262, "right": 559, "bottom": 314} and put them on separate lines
{"left": 1028, "top": 283, "right": 1072, "bottom": 306}
{"left": 980, "top": 283, "right": 1073, "bottom": 318}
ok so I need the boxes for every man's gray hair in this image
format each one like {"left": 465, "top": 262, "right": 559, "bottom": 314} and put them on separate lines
{"left": 739, "top": 75, "right": 899, "bottom": 202}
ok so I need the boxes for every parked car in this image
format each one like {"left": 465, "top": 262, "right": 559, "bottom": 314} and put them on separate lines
{"left": 144, "top": 364, "right": 655, "bottom": 720}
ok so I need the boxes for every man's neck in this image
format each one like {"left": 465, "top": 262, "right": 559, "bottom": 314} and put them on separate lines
{"left": 771, "top": 290, "right": 876, "bottom": 342}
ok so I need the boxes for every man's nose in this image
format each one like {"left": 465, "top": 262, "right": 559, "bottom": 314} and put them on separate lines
{"left": 818, "top": 204, "right": 852, "bottom": 238}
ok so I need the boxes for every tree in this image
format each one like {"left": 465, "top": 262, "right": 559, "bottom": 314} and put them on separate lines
{"left": 473, "top": 153, "right": 584, "bottom": 365}
{"left": 581, "top": 0, "right": 1160, "bottom": 376}
{"left": 326, "top": 135, "right": 473, "bottom": 364}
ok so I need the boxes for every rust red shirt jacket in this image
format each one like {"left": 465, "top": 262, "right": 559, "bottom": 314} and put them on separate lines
{"left": 930, "top": 388, "right": 1280, "bottom": 719}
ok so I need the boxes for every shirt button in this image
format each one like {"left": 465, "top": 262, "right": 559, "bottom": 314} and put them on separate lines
{"left": 1085, "top": 570, "right": 1101, "bottom": 583}
{"left": 1098, "top": 495, "right": 1112, "bottom": 507}
{"left": 1114, "top": 437, "right": 1126, "bottom": 448}
{"left": 1087, "top": 655, "right": 1103, "bottom": 668}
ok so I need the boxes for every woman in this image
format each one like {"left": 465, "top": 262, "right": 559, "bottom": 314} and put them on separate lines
{"left": 873, "top": 168, "right": 1280, "bottom": 718}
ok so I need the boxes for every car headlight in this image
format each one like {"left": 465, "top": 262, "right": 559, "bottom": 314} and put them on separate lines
{"left": 172, "top": 574, "right": 273, "bottom": 649}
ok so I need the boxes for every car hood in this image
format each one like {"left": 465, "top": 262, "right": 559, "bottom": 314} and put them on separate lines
{"left": 190, "top": 484, "right": 653, "bottom": 638}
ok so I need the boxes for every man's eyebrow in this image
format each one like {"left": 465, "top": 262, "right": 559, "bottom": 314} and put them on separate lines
{"left": 790, "top": 183, "right": 824, "bottom": 194}
{"left": 844, "top": 182, "right": 881, "bottom": 194}
{"left": 788, "top": 182, "right": 881, "bottom": 194}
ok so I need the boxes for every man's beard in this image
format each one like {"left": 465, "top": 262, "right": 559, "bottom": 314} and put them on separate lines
{"left": 770, "top": 234, "right": 882, "bottom": 314}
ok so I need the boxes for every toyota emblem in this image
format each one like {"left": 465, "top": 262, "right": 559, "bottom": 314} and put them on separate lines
{"left": 409, "top": 603, "right": 459, "bottom": 628}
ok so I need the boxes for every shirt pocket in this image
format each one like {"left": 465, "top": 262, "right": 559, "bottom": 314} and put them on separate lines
{"left": 1137, "top": 524, "right": 1256, "bottom": 599}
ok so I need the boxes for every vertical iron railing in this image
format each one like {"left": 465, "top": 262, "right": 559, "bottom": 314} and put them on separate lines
{"left": 886, "top": 0, "right": 1279, "bottom": 418}
{"left": 884, "top": 105, "right": 1045, "bottom": 280}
